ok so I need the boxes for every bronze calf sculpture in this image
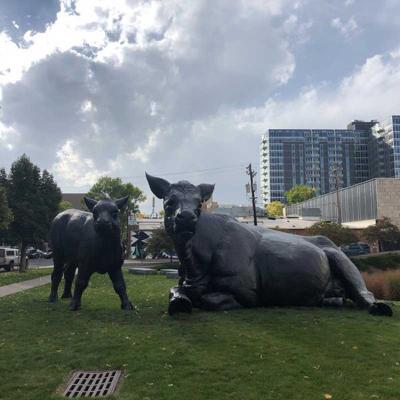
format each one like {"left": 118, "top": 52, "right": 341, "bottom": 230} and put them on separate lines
{"left": 146, "top": 173, "right": 392, "bottom": 317}
{"left": 48, "top": 196, "right": 134, "bottom": 311}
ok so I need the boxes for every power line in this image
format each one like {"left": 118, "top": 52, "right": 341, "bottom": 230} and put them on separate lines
{"left": 118, "top": 164, "right": 246, "bottom": 180}
{"left": 60, "top": 163, "right": 248, "bottom": 190}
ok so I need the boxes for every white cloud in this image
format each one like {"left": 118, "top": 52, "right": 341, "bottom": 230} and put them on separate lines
{"left": 52, "top": 139, "right": 108, "bottom": 188}
{"left": 331, "top": 16, "right": 359, "bottom": 38}
{"left": 0, "top": 0, "right": 296, "bottom": 187}
{"left": 233, "top": 49, "right": 400, "bottom": 131}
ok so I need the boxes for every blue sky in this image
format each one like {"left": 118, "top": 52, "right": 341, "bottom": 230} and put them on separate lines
{"left": 0, "top": 0, "right": 400, "bottom": 213}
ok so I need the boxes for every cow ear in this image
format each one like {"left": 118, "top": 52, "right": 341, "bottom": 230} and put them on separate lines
{"left": 84, "top": 196, "right": 97, "bottom": 212}
{"left": 115, "top": 196, "right": 129, "bottom": 210}
{"left": 145, "top": 172, "right": 170, "bottom": 199}
{"left": 199, "top": 184, "right": 215, "bottom": 202}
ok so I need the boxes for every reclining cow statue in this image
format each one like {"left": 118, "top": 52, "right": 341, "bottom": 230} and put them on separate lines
{"left": 146, "top": 173, "right": 392, "bottom": 317}
{"left": 48, "top": 196, "right": 134, "bottom": 311}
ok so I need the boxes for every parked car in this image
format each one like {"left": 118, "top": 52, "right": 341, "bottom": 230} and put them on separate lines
{"left": 0, "top": 247, "right": 28, "bottom": 271}
{"left": 27, "top": 249, "right": 48, "bottom": 259}
{"left": 340, "top": 242, "right": 370, "bottom": 257}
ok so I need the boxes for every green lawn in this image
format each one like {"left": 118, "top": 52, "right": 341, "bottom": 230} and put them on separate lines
{"left": 0, "top": 268, "right": 52, "bottom": 286}
{"left": 1, "top": 273, "right": 400, "bottom": 400}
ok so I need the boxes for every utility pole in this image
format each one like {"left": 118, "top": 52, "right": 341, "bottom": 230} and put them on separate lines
{"left": 333, "top": 164, "right": 342, "bottom": 225}
{"left": 246, "top": 163, "right": 258, "bottom": 226}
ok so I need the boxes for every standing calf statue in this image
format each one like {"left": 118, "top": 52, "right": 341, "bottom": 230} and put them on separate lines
{"left": 48, "top": 196, "right": 134, "bottom": 311}
{"left": 146, "top": 174, "right": 392, "bottom": 317}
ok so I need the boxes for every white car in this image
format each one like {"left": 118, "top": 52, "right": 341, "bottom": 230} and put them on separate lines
{"left": 0, "top": 247, "right": 28, "bottom": 271}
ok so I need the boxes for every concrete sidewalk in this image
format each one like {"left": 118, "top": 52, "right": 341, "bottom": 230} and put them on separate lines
{"left": 0, "top": 275, "right": 51, "bottom": 298}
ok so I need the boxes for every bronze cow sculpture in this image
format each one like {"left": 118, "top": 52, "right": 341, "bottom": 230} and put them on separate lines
{"left": 146, "top": 173, "right": 392, "bottom": 317}
{"left": 48, "top": 196, "right": 134, "bottom": 311}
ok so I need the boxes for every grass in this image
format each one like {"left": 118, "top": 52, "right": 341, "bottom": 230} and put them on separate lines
{"left": 0, "top": 268, "right": 52, "bottom": 287}
{"left": 1, "top": 273, "right": 400, "bottom": 400}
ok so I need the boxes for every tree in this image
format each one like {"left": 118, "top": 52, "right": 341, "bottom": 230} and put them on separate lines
{"left": 285, "top": 185, "right": 316, "bottom": 205}
{"left": 5, "top": 154, "right": 62, "bottom": 271}
{"left": 363, "top": 217, "right": 400, "bottom": 252}
{"left": 266, "top": 201, "right": 284, "bottom": 217}
{"left": 0, "top": 186, "right": 12, "bottom": 230}
{"left": 87, "top": 176, "right": 146, "bottom": 248}
{"left": 59, "top": 200, "right": 73, "bottom": 212}
{"left": 145, "top": 227, "right": 175, "bottom": 262}
{"left": 305, "top": 221, "right": 357, "bottom": 246}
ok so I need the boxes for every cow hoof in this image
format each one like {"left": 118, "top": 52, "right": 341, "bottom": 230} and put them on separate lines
{"left": 69, "top": 301, "right": 81, "bottom": 311}
{"left": 168, "top": 296, "right": 192, "bottom": 315}
{"left": 369, "top": 302, "right": 393, "bottom": 317}
{"left": 48, "top": 295, "right": 57, "bottom": 304}
{"left": 61, "top": 293, "right": 72, "bottom": 299}
{"left": 121, "top": 302, "right": 134, "bottom": 311}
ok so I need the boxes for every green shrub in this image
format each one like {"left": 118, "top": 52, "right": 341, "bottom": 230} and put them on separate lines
{"left": 352, "top": 253, "right": 400, "bottom": 272}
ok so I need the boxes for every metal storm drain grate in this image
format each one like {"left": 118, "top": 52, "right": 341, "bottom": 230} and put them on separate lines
{"left": 63, "top": 370, "right": 122, "bottom": 398}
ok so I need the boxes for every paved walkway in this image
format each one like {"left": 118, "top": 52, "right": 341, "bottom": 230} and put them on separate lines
{"left": 0, "top": 275, "right": 51, "bottom": 298}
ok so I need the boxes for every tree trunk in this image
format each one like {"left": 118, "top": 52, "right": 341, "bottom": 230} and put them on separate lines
{"left": 19, "top": 243, "right": 28, "bottom": 272}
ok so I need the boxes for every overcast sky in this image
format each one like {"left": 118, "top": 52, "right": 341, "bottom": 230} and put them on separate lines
{"left": 1, "top": 0, "right": 400, "bottom": 213}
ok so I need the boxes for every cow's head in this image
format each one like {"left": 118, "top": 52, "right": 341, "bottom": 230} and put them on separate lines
{"left": 146, "top": 173, "right": 214, "bottom": 239}
{"left": 84, "top": 196, "right": 129, "bottom": 235}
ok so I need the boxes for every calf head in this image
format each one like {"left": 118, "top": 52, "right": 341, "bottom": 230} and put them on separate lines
{"left": 146, "top": 173, "right": 214, "bottom": 239}
{"left": 84, "top": 196, "right": 129, "bottom": 236}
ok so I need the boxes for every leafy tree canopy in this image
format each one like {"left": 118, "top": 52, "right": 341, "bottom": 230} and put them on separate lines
{"left": 0, "top": 185, "right": 12, "bottom": 230}
{"left": 285, "top": 185, "right": 316, "bottom": 205}
{"left": 145, "top": 227, "right": 175, "bottom": 259}
{"left": 5, "top": 154, "right": 62, "bottom": 271}
{"left": 59, "top": 200, "right": 73, "bottom": 212}
{"left": 306, "top": 221, "right": 357, "bottom": 246}
{"left": 266, "top": 201, "right": 284, "bottom": 217}
{"left": 363, "top": 217, "right": 400, "bottom": 251}
{"left": 87, "top": 176, "right": 146, "bottom": 214}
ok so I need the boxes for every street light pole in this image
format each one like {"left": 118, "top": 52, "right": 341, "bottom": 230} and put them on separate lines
{"left": 333, "top": 164, "right": 342, "bottom": 225}
{"left": 246, "top": 163, "right": 258, "bottom": 226}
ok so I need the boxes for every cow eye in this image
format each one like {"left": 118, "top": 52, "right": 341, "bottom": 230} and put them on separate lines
{"left": 165, "top": 205, "right": 174, "bottom": 213}
{"left": 164, "top": 199, "right": 176, "bottom": 213}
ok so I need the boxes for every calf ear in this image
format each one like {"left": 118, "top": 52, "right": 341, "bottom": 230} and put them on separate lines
{"left": 84, "top": 196, "right": 97, "bottom": 212}
{"left": 145, "top": 172, "right": 170, "bottom": 199}
{"left": 116, "top": 196, "right": 129, "bottom": 210}
{"left": 199, "top": 184, "right": 215, "bottom": 202}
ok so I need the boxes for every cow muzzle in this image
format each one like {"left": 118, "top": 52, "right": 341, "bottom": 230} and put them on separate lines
{"left": 174, "top": 210, "right": 198, "bottom": 237}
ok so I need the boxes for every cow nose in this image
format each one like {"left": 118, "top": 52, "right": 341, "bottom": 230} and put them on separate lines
{"left": 97, "top": 218, "right": 111, "bottom": 225}
{"left": 176, "top": 211, "right": 197, "bottom": 223}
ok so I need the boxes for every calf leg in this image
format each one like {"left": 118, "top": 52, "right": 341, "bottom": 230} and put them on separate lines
{"left": 108, "top": 269, "right": 134, "bottom": 310}
{"left": 48, "top": 257, "right": 64, "bottom": 303}
{"left": 61, "top": 264, "right": 76, "bottom": 299}
{"left": 69, "top": 269, "right": 92, "bottom": 311}
{"left": 201, "top": 292, "right": 243, "bottom": 311}
{"left": 324, "top": 248, "right": 392, "bottom": 316}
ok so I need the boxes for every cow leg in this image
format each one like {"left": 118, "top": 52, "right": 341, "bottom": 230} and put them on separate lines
{"left": 168, "top": 286, "right": 193, "bottom": 315}
{"left": 48, "top": 257, "right": 64, "bottom": 303}
{"left": 200, "top": 292, "right": 242, "bottom": 311}
{"left": 324, "top": 248, "right": 392, "bottom": 316}
{"left": 69, "top": 269, "right": 92, "bottom": 311}
{"left": 108, "top": 269, "right": 134, "bottom": 310}
{"left": 61, "top": 264, "right": 76, "bottom": 299}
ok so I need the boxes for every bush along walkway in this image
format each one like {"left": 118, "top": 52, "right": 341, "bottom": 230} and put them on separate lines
{"left": 0, "top": 275, "right": 51, "bottom": 298}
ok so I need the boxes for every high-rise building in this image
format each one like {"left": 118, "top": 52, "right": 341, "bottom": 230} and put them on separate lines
{"left": 260, "top": 117, "right": 399, "bottom": 205}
